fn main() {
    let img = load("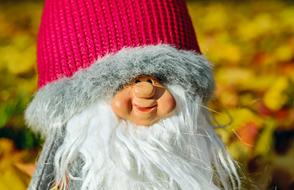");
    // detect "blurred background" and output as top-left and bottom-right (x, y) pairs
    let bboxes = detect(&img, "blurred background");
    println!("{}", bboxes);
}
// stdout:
(0, 0), (293, 189)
